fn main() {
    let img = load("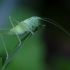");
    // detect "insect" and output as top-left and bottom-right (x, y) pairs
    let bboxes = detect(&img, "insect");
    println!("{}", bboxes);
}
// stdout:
(1, 16), (70, 60)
